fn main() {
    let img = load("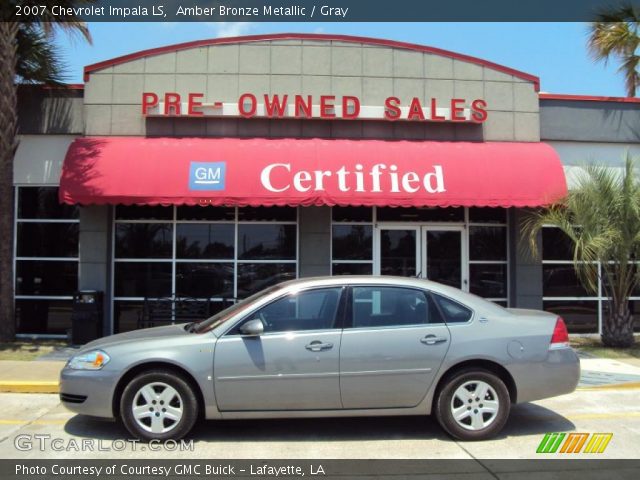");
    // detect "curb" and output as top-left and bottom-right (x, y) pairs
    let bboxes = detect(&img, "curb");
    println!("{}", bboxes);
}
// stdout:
(0, 381), (59, 394)
(576, 381), (640, 391)
(0, 382), (639, 395)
